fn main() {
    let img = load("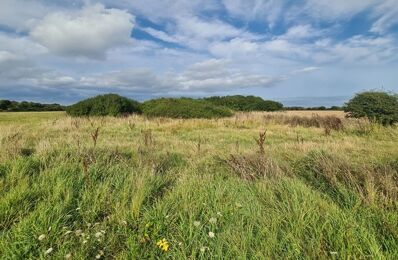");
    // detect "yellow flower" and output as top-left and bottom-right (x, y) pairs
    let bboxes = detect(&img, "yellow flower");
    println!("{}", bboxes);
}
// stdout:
(156, 238), (170, 252)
